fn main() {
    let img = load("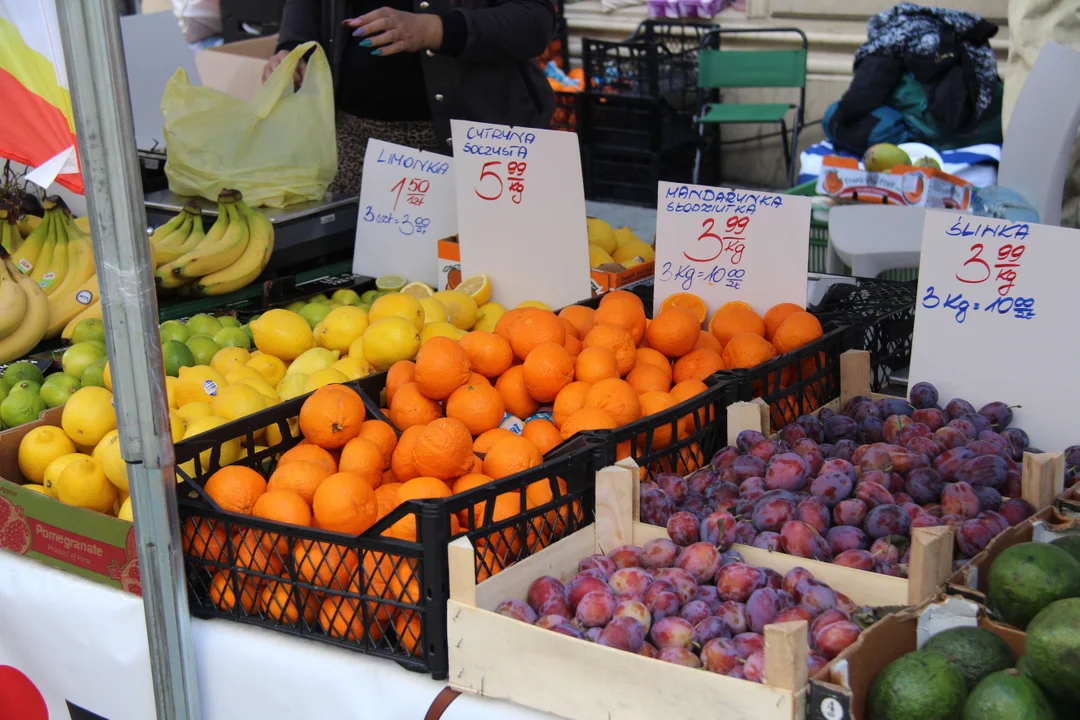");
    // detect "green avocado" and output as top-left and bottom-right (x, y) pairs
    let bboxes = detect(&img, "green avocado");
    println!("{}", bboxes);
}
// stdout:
(962, 668), (1056, 720)
(868, 649), (967, 720)
(1025, 597), (1080, 706)
(987, 542), (1080, 628)
(923, 626), (1016, 690)
(1049, 535), (1080, 564)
